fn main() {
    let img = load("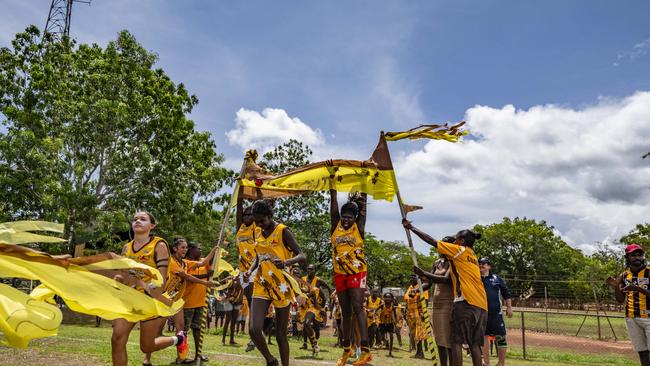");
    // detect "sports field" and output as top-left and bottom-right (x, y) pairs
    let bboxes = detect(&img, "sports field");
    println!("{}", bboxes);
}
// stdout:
(0, 323), (638, 366)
